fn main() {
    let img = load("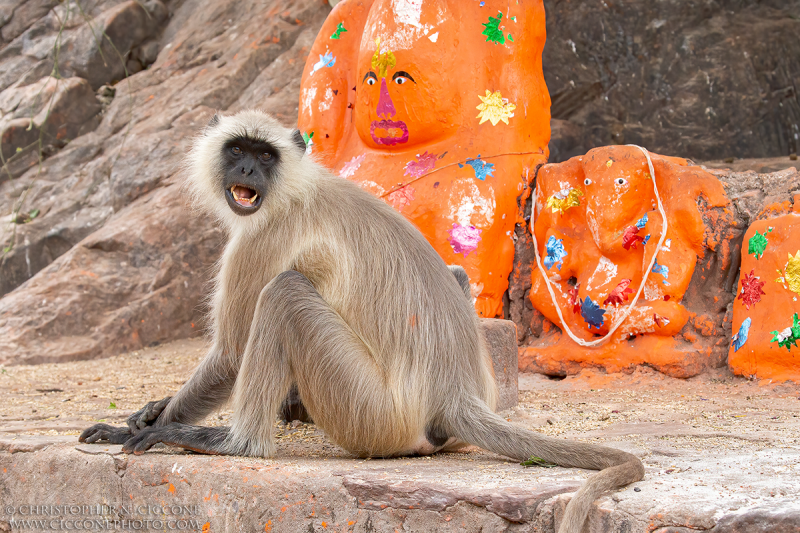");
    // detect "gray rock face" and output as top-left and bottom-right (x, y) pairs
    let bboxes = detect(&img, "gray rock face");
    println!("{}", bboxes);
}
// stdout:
(544, 0), (800, 162)
(0, 0), (330, 364)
